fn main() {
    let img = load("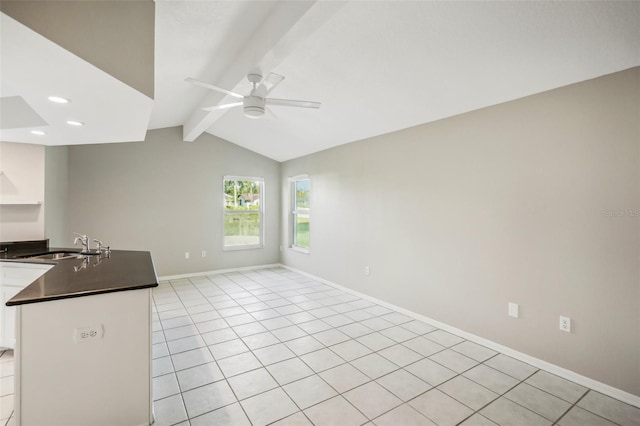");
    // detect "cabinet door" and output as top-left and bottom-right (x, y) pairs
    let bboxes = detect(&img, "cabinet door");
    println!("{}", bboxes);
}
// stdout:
(1, 286), (21, 349)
